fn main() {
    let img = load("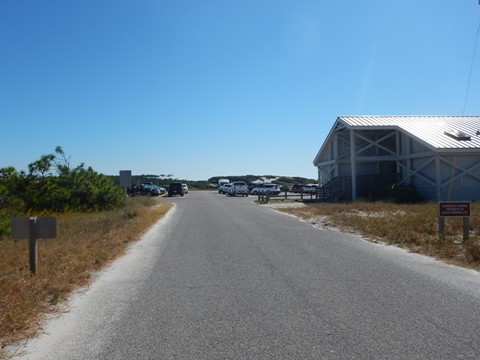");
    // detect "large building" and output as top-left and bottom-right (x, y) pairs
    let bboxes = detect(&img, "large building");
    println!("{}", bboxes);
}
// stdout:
(313, 116), (480, 201)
